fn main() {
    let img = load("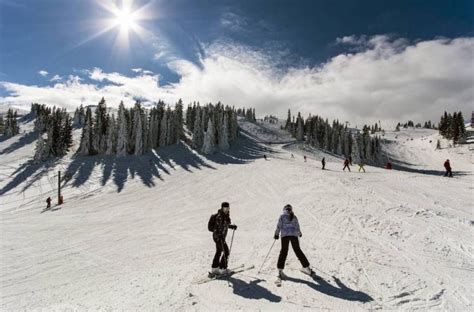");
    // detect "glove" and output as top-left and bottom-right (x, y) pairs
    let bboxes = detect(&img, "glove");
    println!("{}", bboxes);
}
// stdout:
(274, 234), (279, 240)
(229, 225), (237, 230)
